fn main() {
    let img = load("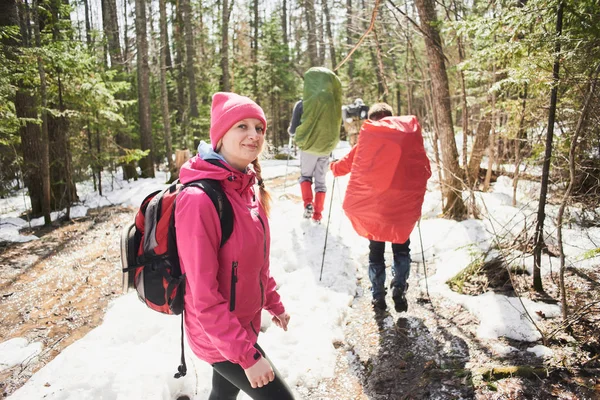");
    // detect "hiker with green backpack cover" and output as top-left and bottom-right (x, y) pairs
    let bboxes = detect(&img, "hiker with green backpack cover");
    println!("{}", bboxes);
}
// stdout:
(288, 67), (342, 223)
